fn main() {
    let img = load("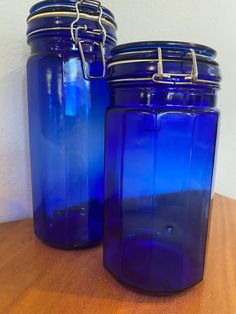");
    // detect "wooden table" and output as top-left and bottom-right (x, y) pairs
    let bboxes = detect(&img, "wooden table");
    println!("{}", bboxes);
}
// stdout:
(0, 194), (236, 314)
